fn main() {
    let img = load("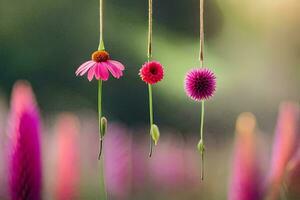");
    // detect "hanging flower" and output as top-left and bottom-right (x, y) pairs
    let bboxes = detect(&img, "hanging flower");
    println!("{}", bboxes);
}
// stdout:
(184, 68), (216, 101)
(139, 61), (164, 84)
(75, 50), (125, 81)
